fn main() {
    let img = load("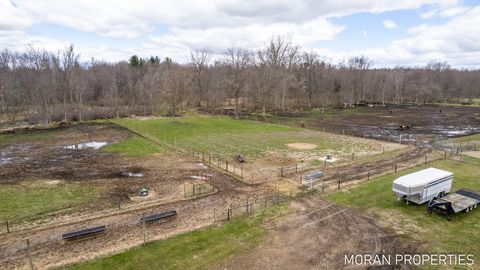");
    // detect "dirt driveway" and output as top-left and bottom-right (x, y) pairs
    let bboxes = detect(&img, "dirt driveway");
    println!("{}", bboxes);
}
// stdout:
(219, 195), (415, 270)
